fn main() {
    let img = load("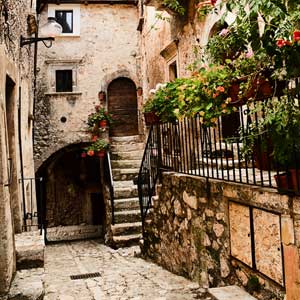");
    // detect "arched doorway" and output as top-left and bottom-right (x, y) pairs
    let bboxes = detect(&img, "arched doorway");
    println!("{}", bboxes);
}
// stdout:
(36, 144), (106, 242)
(108, 77), (138, 137)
